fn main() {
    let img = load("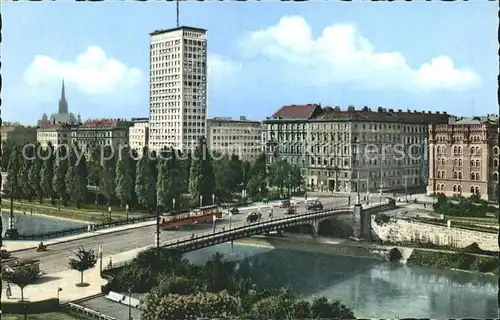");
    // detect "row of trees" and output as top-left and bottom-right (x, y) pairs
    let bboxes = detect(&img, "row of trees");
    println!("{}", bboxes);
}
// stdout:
(2, 138), (304, 211)
(108, 248), (355, 319)
(433, 193), (497, 218)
